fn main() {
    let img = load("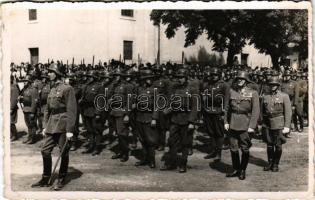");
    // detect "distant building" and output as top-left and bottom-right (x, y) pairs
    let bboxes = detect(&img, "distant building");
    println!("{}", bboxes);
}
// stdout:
(4, 6), (280, 68)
